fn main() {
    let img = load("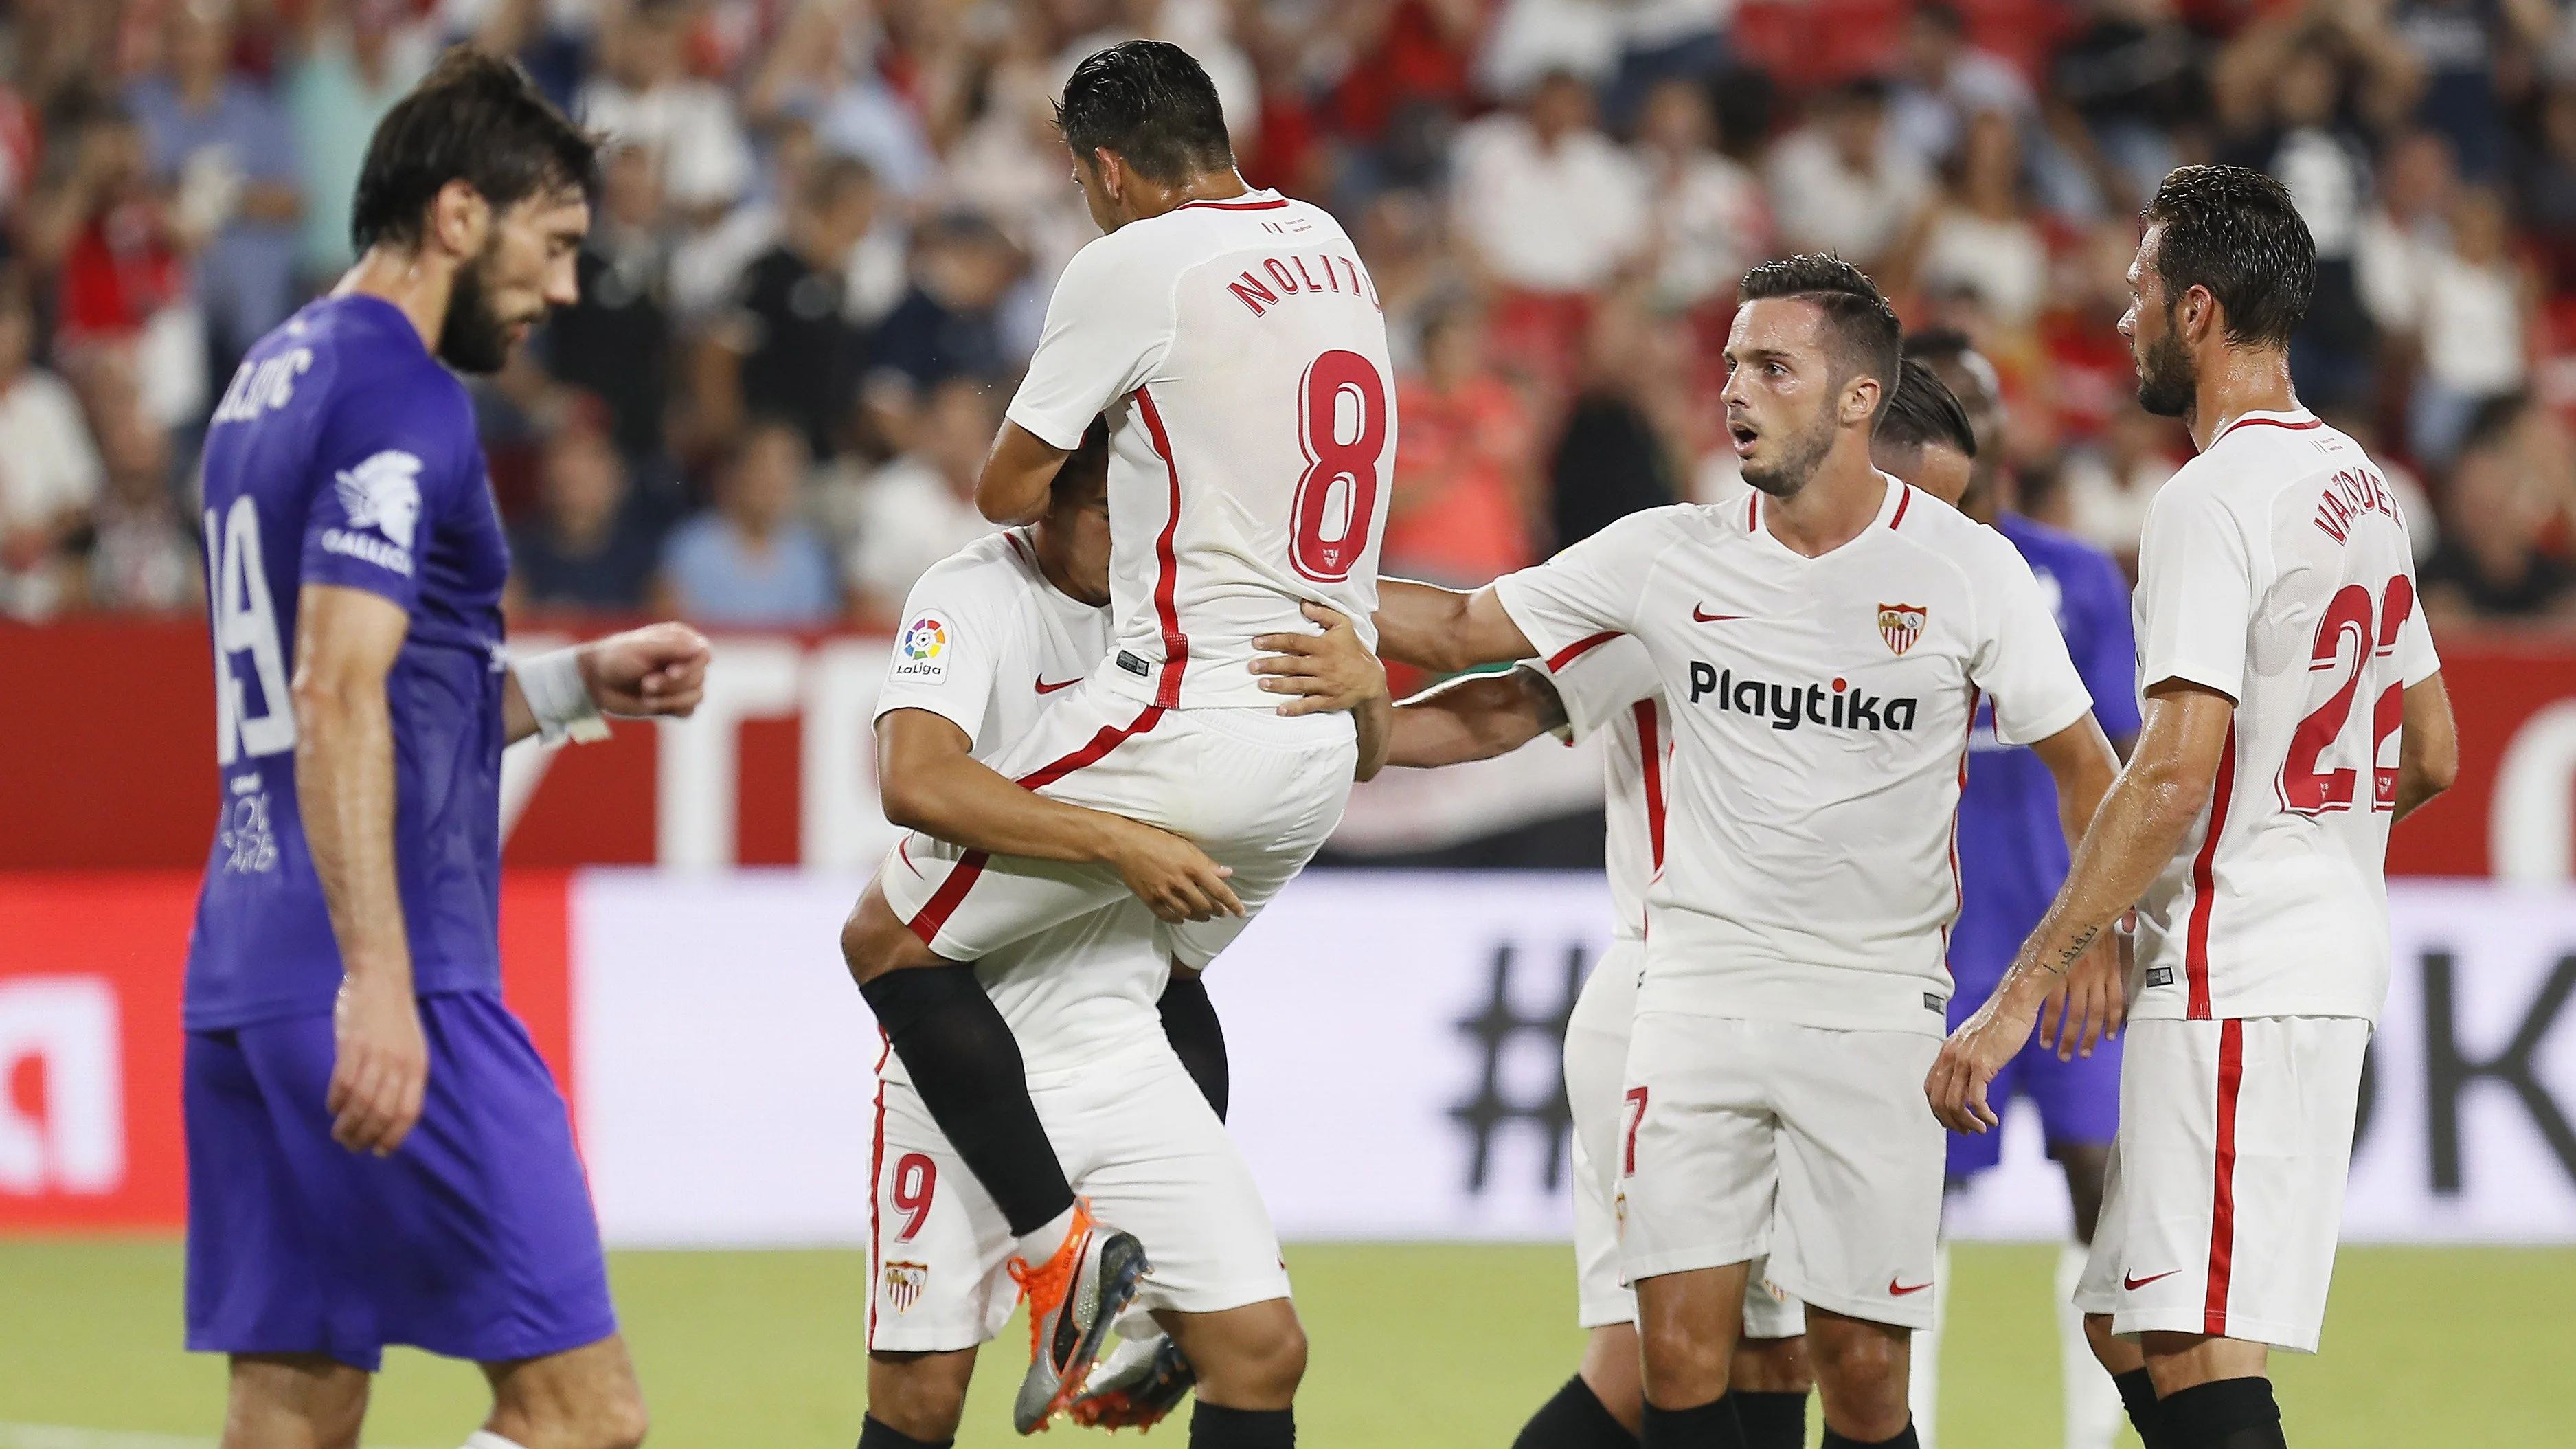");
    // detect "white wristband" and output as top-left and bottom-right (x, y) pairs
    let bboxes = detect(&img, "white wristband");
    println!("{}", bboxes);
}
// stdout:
(517, 647), (611, 745)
